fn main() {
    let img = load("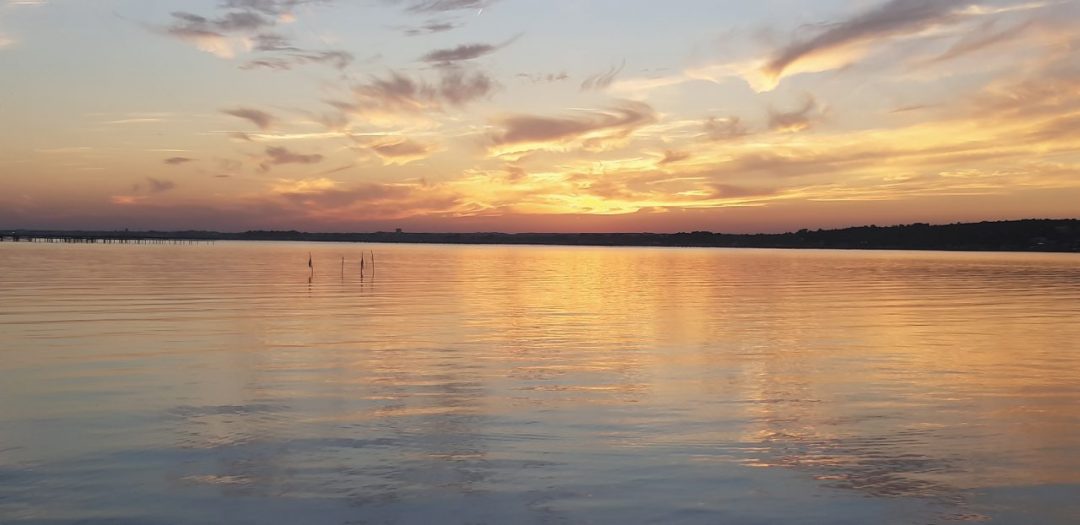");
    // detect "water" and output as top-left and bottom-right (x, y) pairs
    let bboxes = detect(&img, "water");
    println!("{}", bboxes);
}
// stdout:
(1, 242), (1078, 524)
